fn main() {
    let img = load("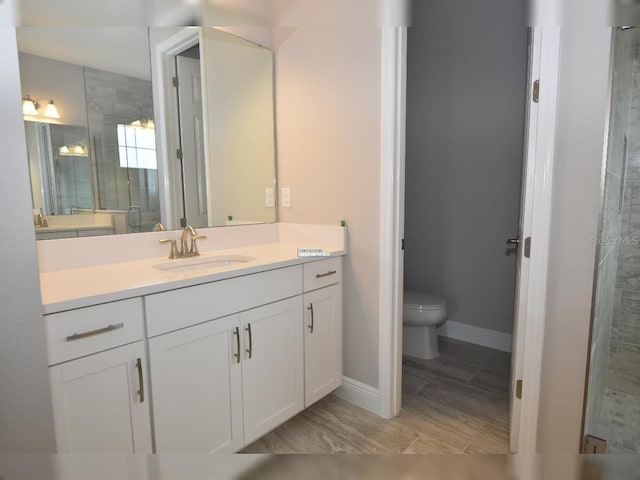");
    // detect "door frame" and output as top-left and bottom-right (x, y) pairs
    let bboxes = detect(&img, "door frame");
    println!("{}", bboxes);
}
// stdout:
(151, 27), (205, 230)
(377, 26), (561, 453)
(377, 24), (407, 421)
